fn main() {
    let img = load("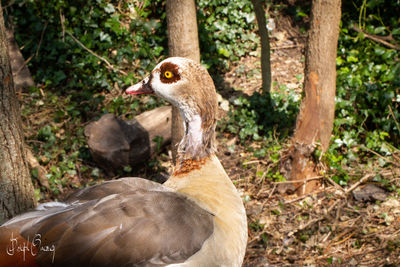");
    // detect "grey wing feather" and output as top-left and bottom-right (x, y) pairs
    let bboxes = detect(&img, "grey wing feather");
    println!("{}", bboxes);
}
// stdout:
(2, 179), (214, 267)
(65, 177), (171, 203)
